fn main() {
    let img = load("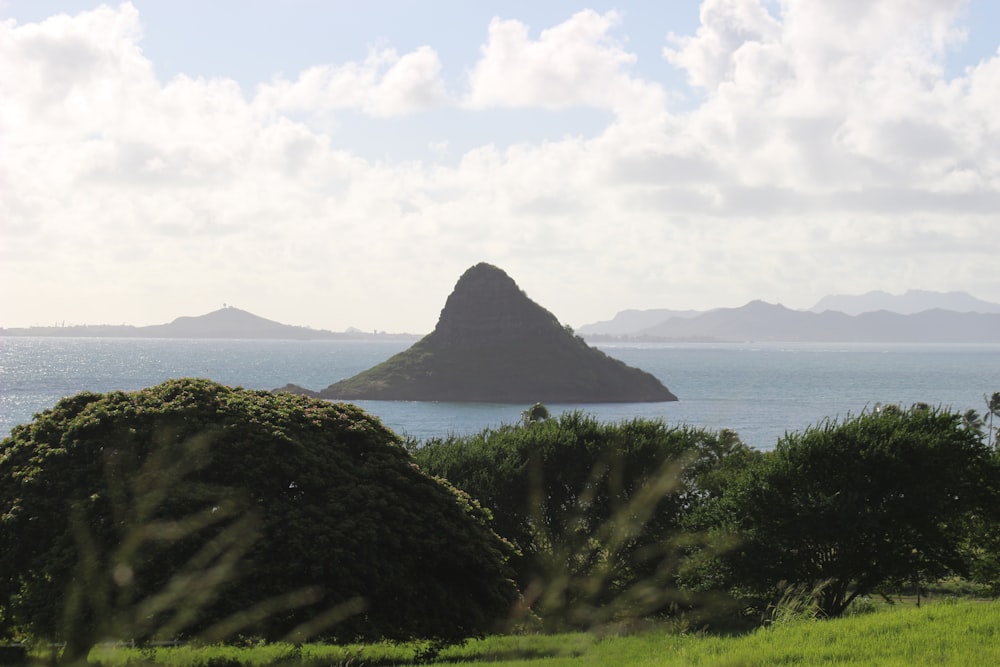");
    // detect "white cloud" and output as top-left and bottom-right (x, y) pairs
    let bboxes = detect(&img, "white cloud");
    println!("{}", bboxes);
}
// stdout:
(664, 0), (783, 91)
(463, 10), (667, 119)
(656, 0), (999, 195)
(253, 45), (448, 118)
(1, 1), (998, 332)
(0, 3), (155, 143)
